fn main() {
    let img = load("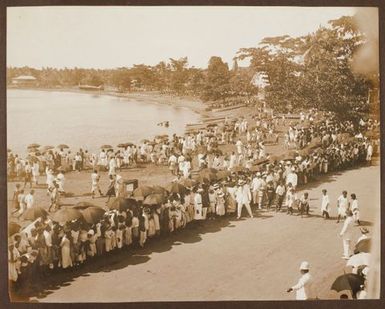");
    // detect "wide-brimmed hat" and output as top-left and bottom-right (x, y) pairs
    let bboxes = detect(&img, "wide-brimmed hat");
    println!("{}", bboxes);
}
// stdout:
(360, 227), (369, 234)
(299, 261), (310, 270)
